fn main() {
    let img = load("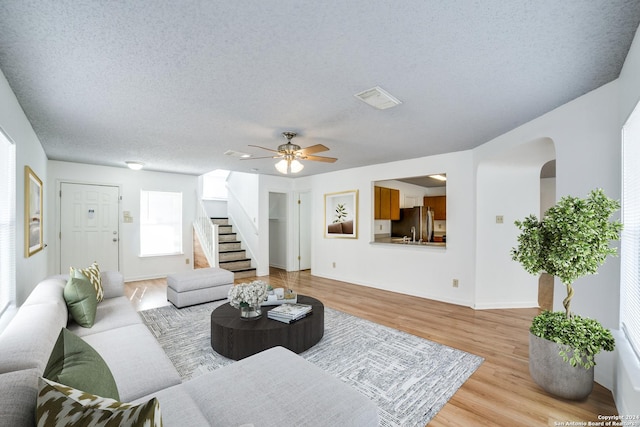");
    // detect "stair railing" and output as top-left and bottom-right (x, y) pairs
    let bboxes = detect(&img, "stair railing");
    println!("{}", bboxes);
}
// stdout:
(194, 198), (219, 268)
